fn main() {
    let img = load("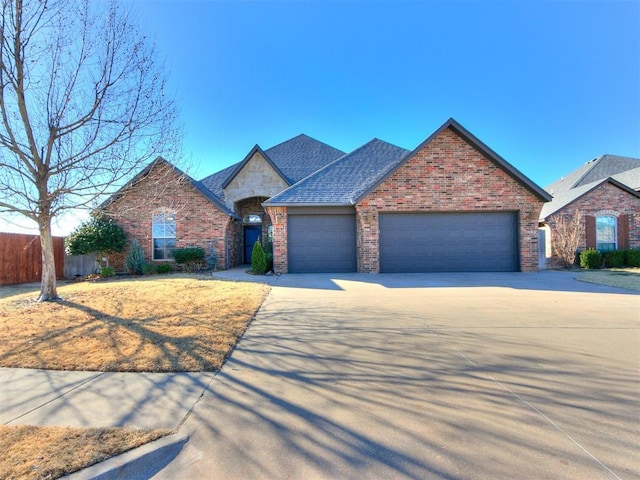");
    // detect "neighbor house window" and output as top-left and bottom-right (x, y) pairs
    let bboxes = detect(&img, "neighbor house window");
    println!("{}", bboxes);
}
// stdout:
(152, 212), (176, 260)
(596, 216), (616, 252)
